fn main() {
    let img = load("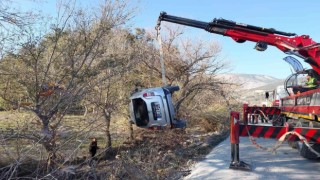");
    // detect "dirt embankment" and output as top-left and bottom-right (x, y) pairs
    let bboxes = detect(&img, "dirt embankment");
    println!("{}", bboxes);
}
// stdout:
(74, 127), (229, 179)
(0, 126), (229, 179)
